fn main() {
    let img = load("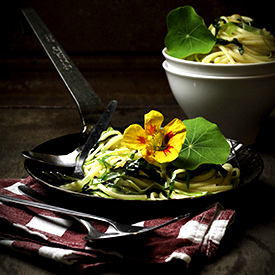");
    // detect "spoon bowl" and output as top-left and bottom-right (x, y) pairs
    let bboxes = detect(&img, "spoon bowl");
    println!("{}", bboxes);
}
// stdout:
(22, 100), (117, 180)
